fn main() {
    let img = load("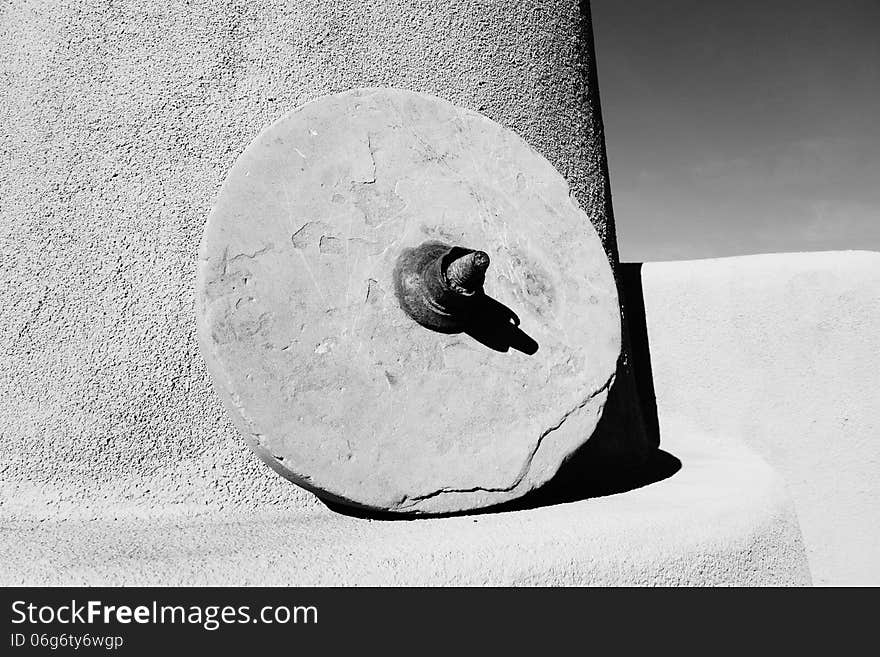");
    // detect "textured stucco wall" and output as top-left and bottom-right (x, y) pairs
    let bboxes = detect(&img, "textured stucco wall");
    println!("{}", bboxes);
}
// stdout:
(642, 251), (880, 585)
(0, 0), (648, 520)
